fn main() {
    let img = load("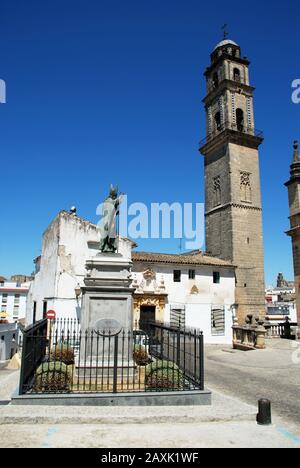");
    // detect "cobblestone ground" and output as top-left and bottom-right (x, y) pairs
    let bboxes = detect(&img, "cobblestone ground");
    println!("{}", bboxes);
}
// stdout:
(205, 339), (300, 435)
